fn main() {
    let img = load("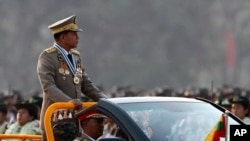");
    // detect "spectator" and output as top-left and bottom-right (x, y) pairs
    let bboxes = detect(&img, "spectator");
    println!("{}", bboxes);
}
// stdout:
(214, 97), (232, 111)
(2, 91), (19, 128)
(0, 102), (8, 134)
(231, 95), (250, 124)
(26, 96), (43, 120)
(4, 102), (41, 135)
